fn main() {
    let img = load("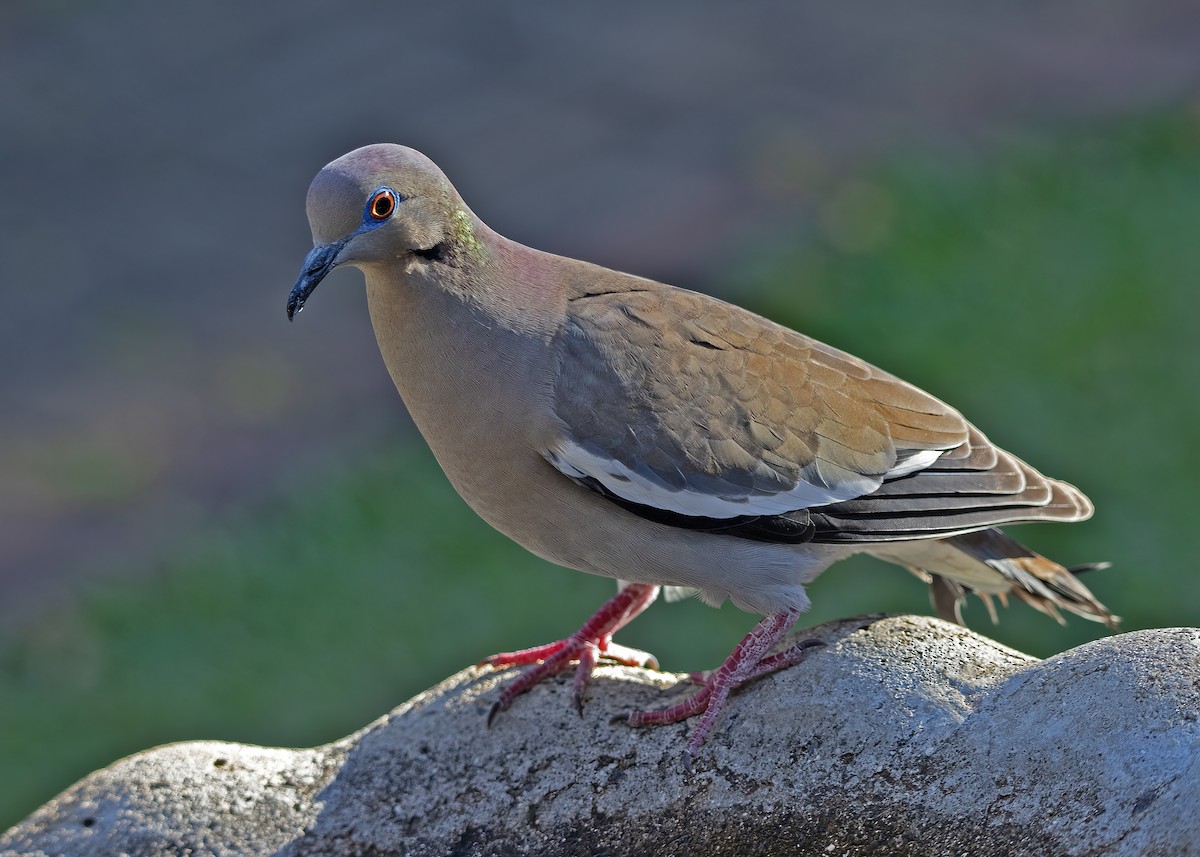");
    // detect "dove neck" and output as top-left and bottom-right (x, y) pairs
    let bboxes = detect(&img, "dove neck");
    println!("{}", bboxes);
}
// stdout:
(362, 236), (562, 457)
